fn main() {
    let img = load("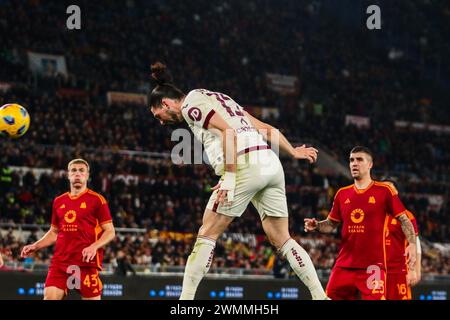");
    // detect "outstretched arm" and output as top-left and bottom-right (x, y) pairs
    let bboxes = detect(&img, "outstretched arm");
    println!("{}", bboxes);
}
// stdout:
(244, 111), (318, 163)
(304, 217), (340, 233)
